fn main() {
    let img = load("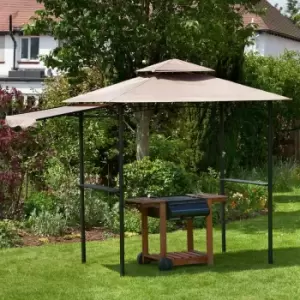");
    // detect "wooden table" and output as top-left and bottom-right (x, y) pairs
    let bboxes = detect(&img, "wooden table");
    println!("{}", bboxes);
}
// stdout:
(126, 193), (227, 270)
